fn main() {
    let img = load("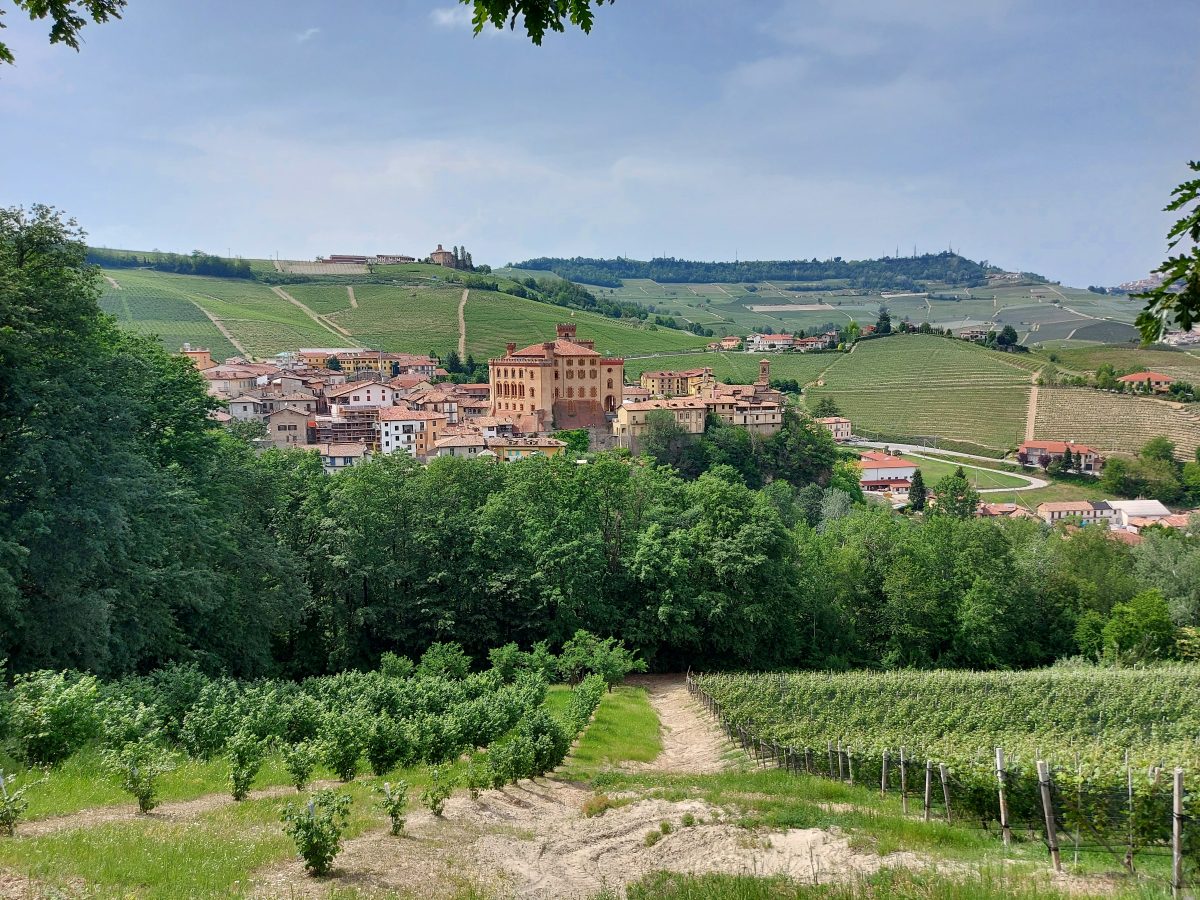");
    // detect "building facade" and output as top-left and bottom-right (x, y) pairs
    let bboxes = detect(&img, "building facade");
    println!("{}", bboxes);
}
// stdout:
(488, 324), (624, 431)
